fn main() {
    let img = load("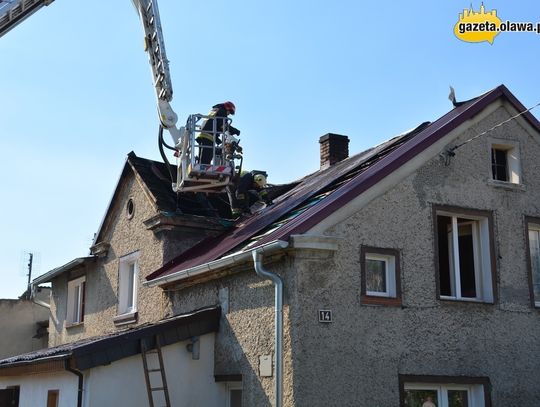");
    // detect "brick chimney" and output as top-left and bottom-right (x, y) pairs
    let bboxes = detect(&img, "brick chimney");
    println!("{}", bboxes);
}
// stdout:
(319, 133), (350, 169)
